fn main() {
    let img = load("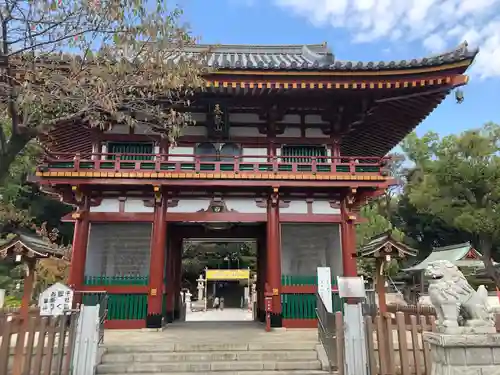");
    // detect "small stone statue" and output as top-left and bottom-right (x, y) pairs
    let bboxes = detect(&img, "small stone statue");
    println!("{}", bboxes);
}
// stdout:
(425, 260), (495, 334)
